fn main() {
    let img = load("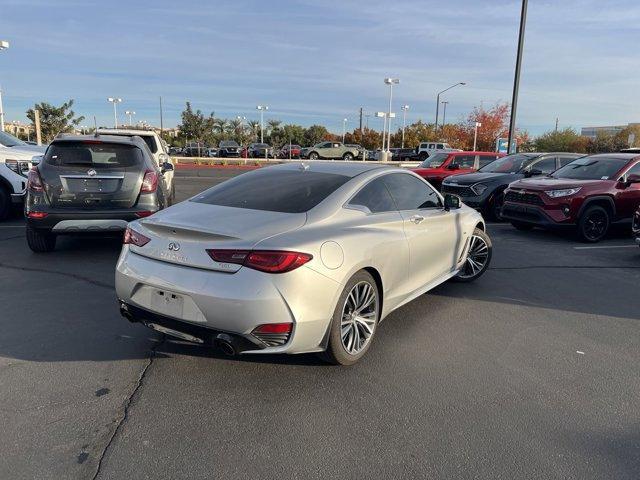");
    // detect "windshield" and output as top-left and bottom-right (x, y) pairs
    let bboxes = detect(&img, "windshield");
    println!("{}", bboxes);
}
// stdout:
(193, 169), (350, 213)
(0, 131), (27, 147)
(45, 142), (143, 168)
(551, 156), (628, 180)
(419, 153), (449, 168)
(479, 153), (536, 173)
